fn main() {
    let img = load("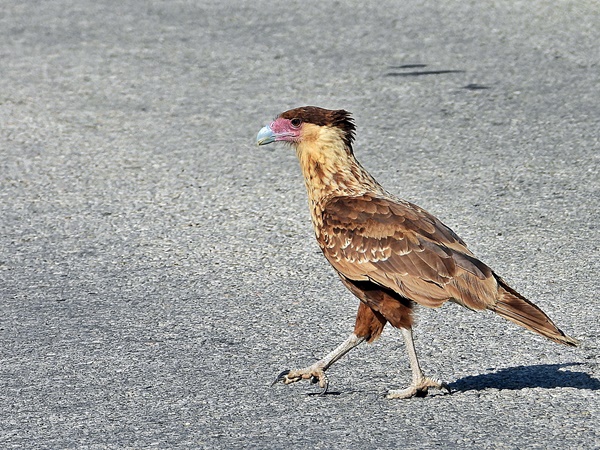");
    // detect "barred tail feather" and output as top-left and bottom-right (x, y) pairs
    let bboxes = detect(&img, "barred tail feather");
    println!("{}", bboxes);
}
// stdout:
(489, 277), (579, 347)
